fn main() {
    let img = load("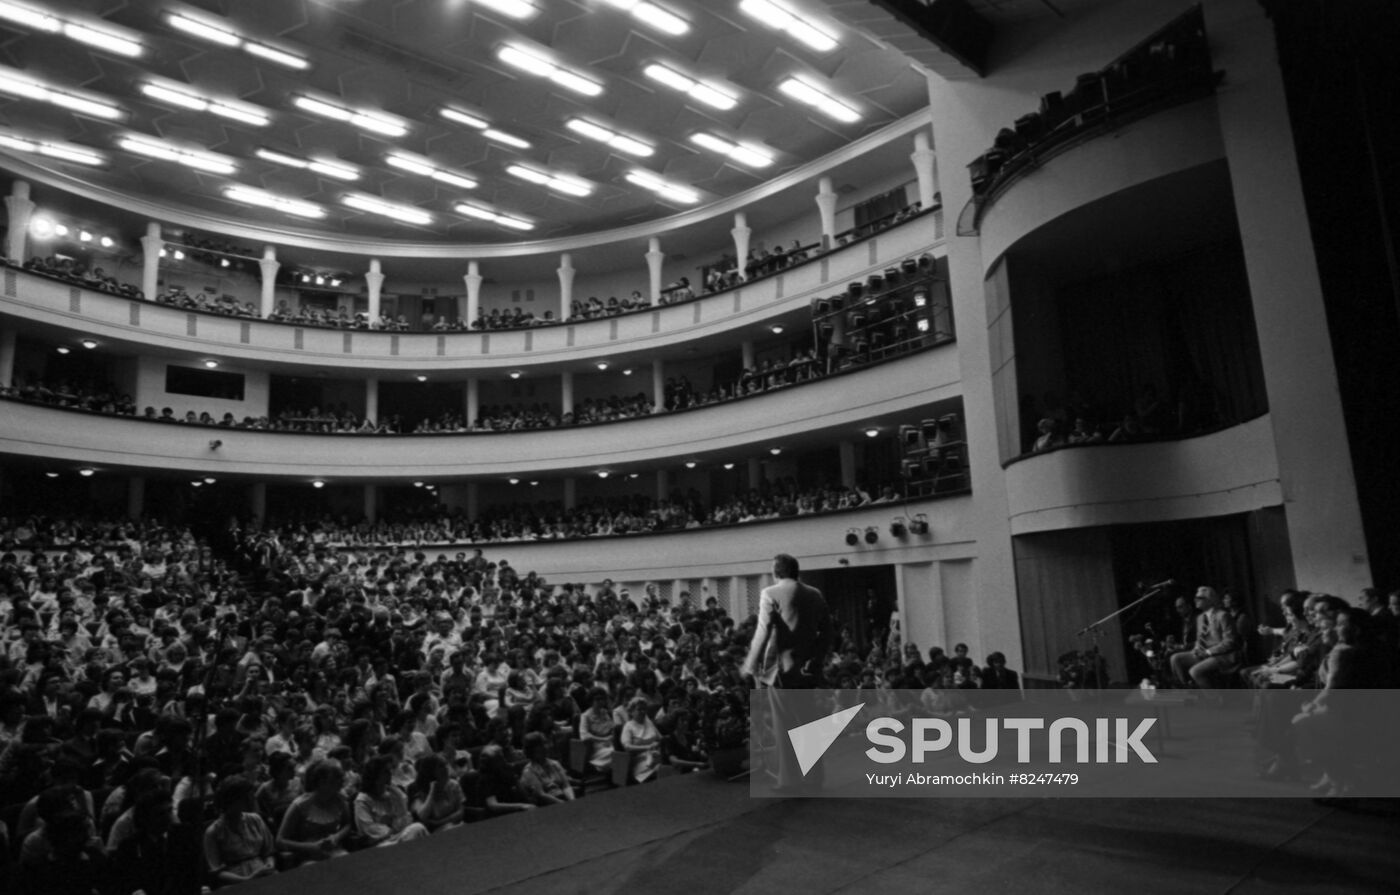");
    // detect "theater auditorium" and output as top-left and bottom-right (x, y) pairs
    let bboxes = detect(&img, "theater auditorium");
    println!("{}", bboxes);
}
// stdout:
(2, 0), (1398, 892)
